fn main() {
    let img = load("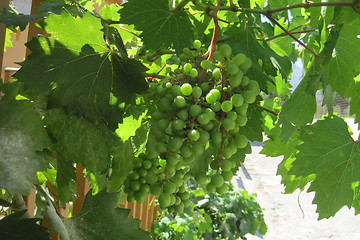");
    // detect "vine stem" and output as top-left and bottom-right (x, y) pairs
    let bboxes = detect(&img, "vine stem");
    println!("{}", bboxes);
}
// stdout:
(266, 15), (318, 57)
(198, 0), (223, 84)
(257, 105), (278, 116)
(172, 0), (191, 12)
